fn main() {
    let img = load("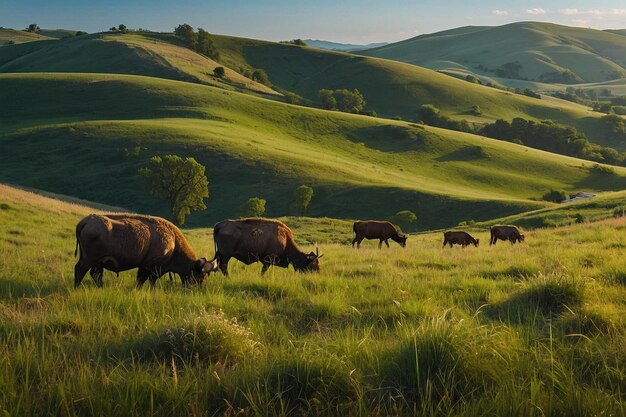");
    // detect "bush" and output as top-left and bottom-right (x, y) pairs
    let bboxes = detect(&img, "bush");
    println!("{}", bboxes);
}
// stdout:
(251, 69), (270, 86)
(153, 309), (259, 365)
(390, 210), (417, 229)
(542, 190), (567, 203)
(613, 206), (626, 218)
(283, 92), (302, 105)
(317, 89), (366, 113)
(213, 66), (225, 78)
(590, 164), (615, 175)
(239, 197), (266, 218)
